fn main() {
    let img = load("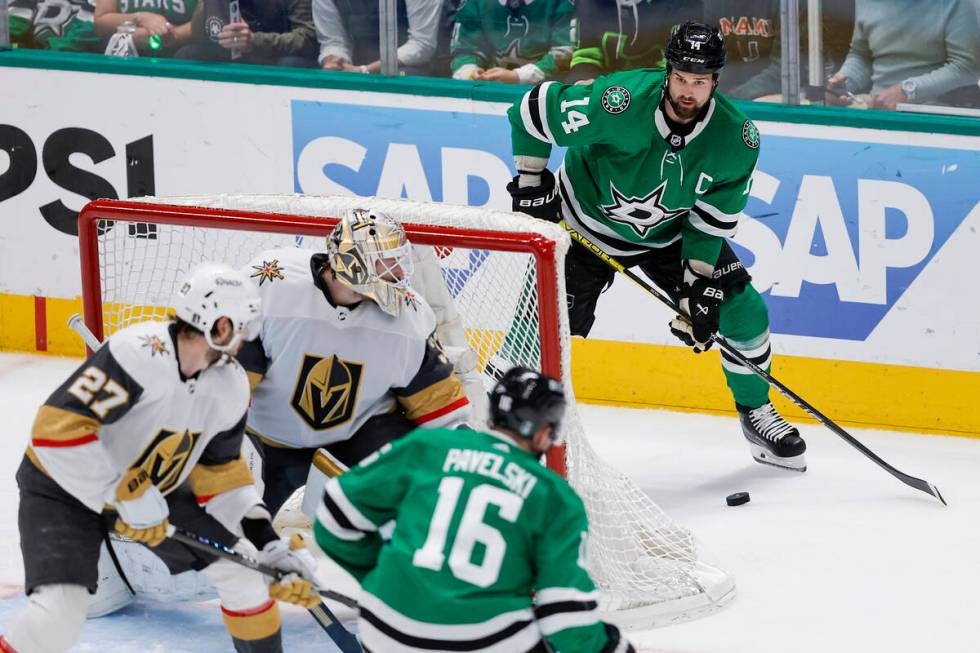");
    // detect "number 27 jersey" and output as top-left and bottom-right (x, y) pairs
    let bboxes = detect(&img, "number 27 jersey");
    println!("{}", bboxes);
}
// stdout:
(313, 426), (614, 653)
